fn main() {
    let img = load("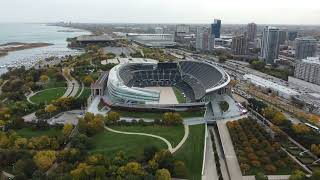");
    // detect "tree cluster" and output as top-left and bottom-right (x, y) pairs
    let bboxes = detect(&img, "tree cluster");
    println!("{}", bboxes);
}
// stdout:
(227, 118), (299, 175)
